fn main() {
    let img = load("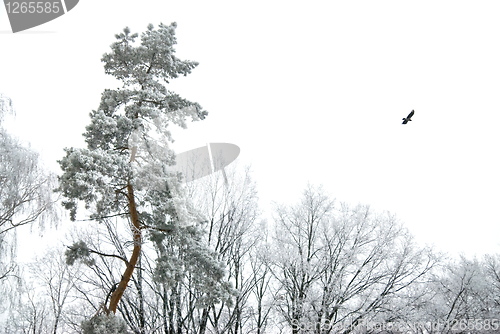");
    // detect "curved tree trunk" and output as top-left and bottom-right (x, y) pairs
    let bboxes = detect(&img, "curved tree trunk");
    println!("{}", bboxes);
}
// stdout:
(107, 181), (142, 314)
